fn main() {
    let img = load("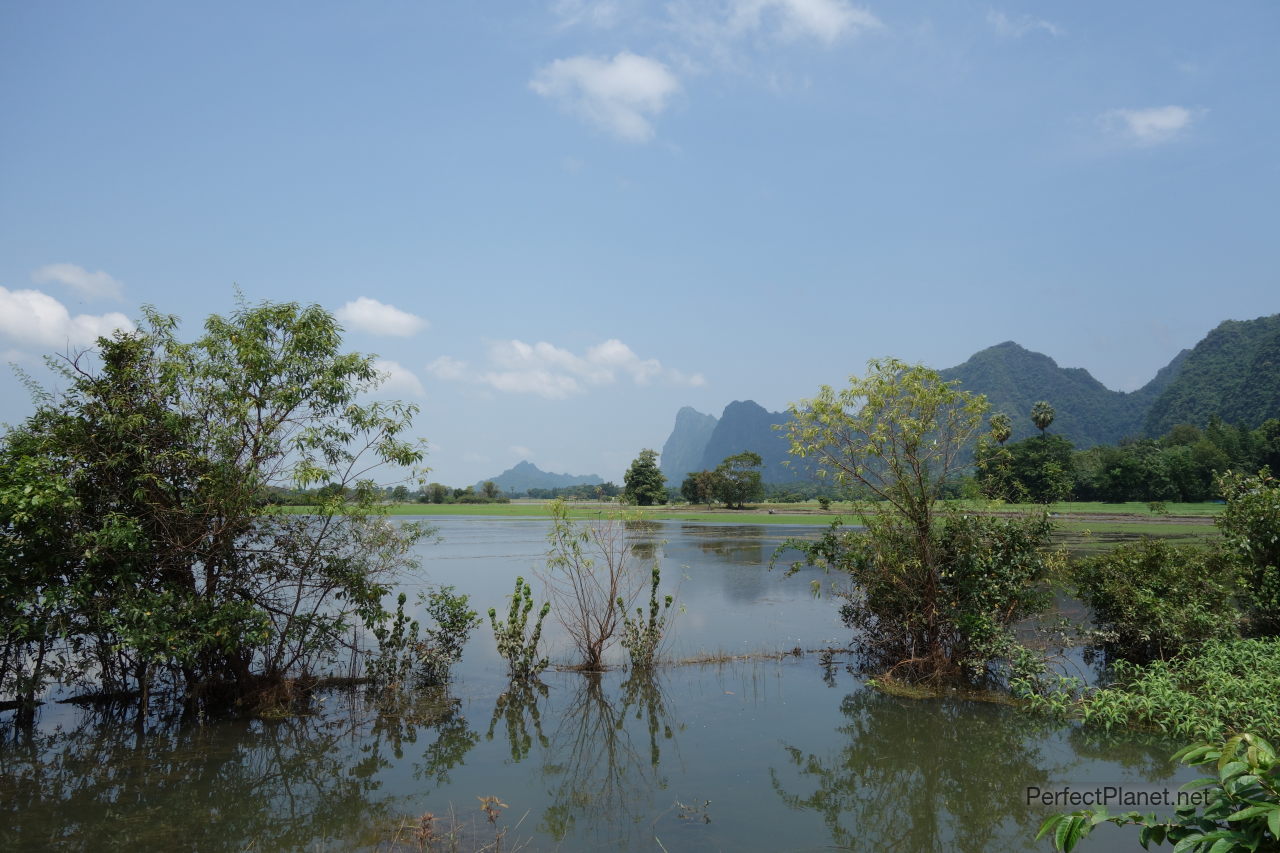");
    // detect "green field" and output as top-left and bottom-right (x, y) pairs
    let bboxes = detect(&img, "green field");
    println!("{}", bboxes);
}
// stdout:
(277, 499), (1220, 551)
